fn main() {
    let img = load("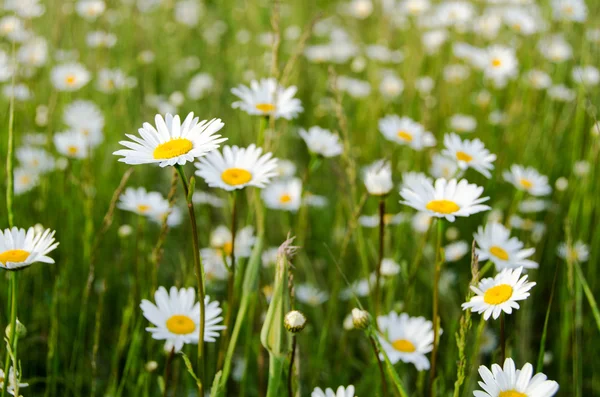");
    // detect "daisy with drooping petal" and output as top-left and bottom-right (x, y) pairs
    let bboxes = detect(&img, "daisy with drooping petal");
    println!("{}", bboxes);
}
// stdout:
(140, 286), (225, 352)
(378, 115), (436, 150)
(474, 223), (538, 271)
(194, 144), (278, 191)
(377, 311), (436, 371)
(117, 187), (168, 217)
(231, 78), (303, 120)
(261, 177), (302, 212)
(557, 240), (589, 263)
(0, 227), (59, 270)
(299, 126), (343, 158)
(50, 63), (91, 91)
(503, 165), (551, 196)
(363, 160), (393, 196)
(462, 267), (535, 320)
(442, 133), (496, 178)
(400, 177), (490, 222)
(474, 358), (559, 397)
(311, 385), (356, 397)
(113, 113), (226, 167)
